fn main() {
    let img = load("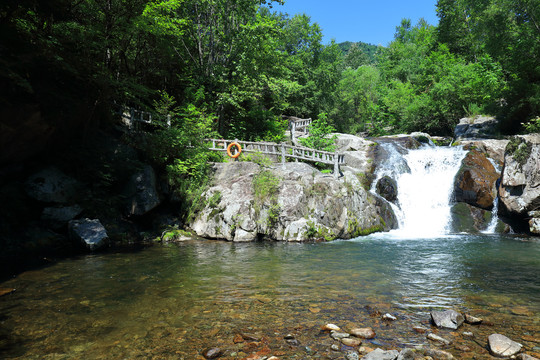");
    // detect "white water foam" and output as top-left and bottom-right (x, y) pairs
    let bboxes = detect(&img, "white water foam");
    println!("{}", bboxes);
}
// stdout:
(373, 144), (467, 238)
